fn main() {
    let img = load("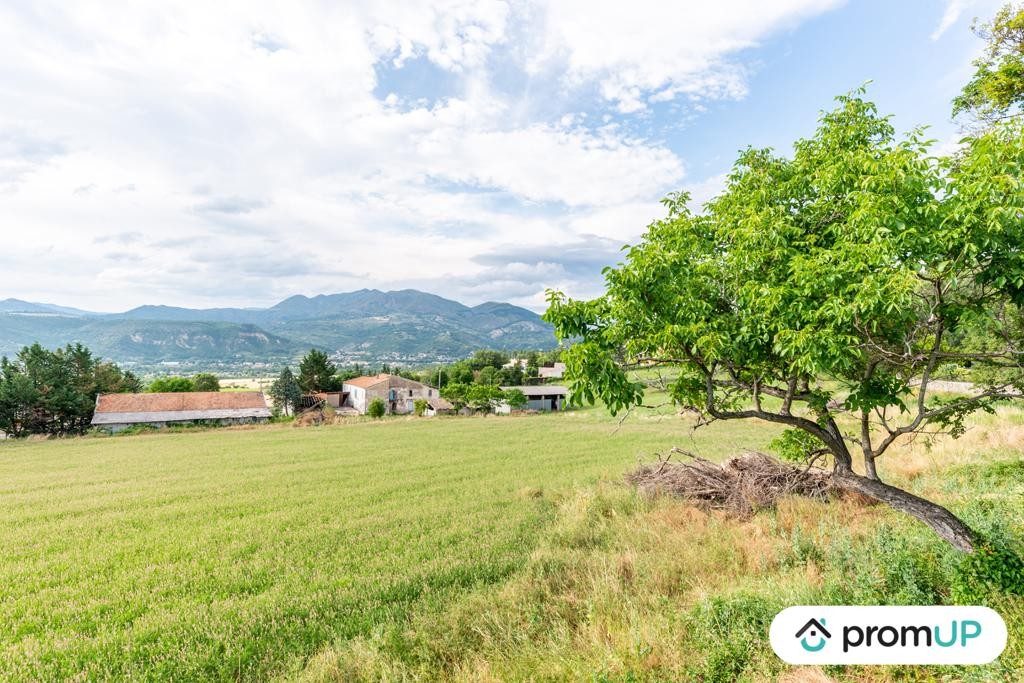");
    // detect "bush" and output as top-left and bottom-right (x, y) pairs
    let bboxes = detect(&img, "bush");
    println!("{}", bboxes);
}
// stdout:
(368, 398), (386, 419)
(192, 373), (220, 392)
(952, 538), (1024, 602)
(148, 376), (195, 393)
(413, 399), (428, 417)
